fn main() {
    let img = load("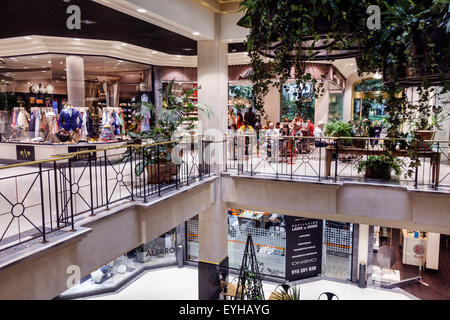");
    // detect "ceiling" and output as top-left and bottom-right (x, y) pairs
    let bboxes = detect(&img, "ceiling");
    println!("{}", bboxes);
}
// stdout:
(0, 0), (199, 56)
(0, 54), (151, 83)
(191, 0), (241, 13)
